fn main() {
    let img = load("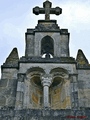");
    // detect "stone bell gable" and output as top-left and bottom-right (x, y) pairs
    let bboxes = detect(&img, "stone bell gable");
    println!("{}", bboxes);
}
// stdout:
(25, 21), (70, 58)
(0, 0), (90, 119)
